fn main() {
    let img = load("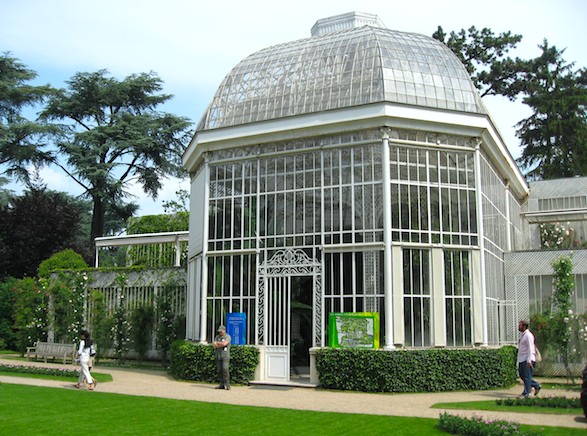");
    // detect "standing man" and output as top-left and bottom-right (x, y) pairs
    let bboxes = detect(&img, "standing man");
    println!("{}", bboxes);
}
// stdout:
(517, 320), (541, 398)
(213, 325), (231, 390)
